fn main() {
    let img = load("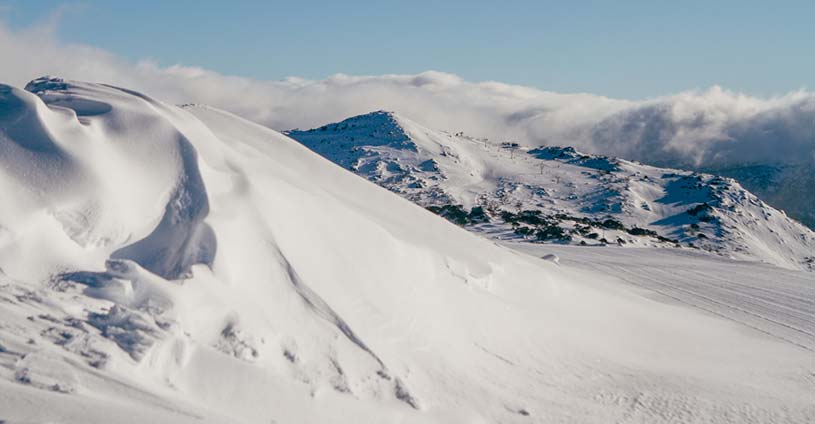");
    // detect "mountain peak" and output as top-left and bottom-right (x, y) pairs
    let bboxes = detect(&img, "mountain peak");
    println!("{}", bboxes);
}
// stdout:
(285, 111), (419, 169)
(359, 109), (397, 118)
(289, 114), (815, 271)
(292, 110), (402, 130)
